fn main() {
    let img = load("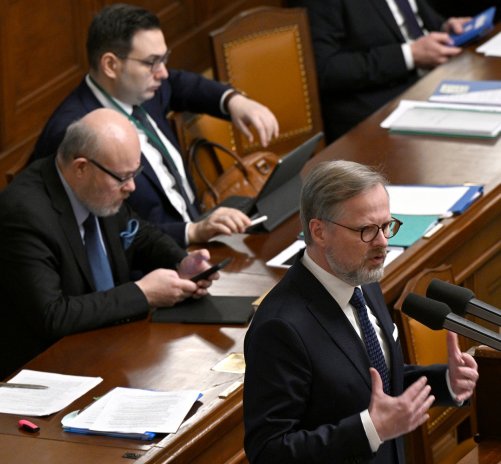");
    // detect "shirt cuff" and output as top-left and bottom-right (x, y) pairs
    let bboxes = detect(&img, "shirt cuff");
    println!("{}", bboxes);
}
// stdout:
(184, 222), (192, 246)
(446, 368), (464, 406)
(401, 43), (415, 71)
(361, 409), (383, 453)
